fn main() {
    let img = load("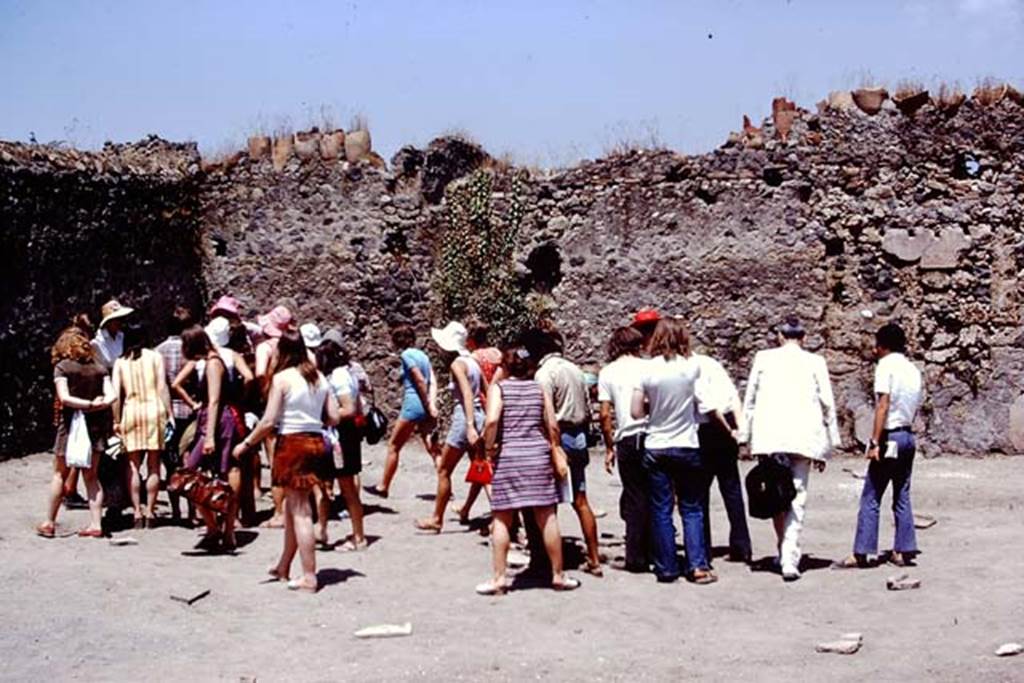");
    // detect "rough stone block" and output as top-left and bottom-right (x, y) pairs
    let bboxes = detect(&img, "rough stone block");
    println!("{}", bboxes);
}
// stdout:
(882, 229), (932, 262)
(920, 227), (971, 270)
(1009, 395), (1024, 453)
